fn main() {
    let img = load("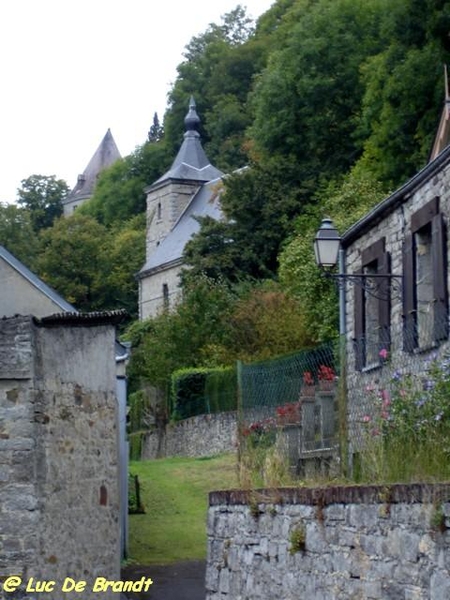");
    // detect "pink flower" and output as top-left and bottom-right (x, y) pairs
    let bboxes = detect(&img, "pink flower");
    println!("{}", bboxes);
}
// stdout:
(379, 348), (388, 360)
(362, 415), (371, 423)
(380, 389), (390, 404)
